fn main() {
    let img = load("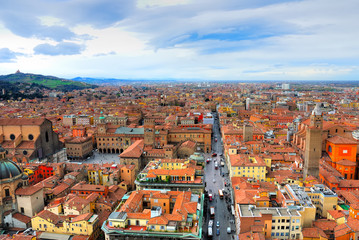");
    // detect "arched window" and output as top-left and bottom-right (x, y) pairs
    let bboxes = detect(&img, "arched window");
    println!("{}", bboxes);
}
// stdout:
(328, 145), (332, 153)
